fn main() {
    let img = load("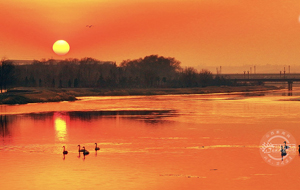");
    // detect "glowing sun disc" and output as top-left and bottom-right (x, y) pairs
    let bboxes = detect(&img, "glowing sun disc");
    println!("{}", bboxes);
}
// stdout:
(53, 40), (70, 55)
